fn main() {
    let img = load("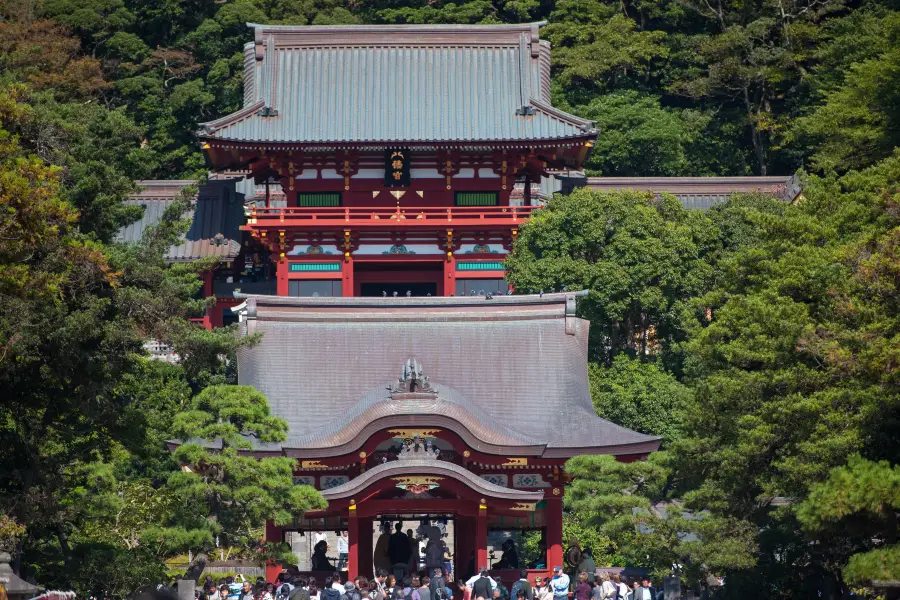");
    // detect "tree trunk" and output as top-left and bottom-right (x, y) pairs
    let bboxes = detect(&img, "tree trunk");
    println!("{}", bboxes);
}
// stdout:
(56, 524), (73, 571)
(743, 86), (768, 175)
